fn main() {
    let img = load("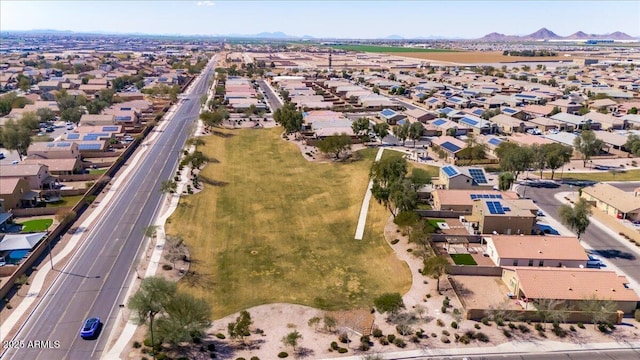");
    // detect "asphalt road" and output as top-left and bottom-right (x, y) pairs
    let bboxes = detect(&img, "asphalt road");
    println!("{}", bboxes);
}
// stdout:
(523, 182), (640, 286)
(2, 58), (216, 360)
(257, 79), (282, 112)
